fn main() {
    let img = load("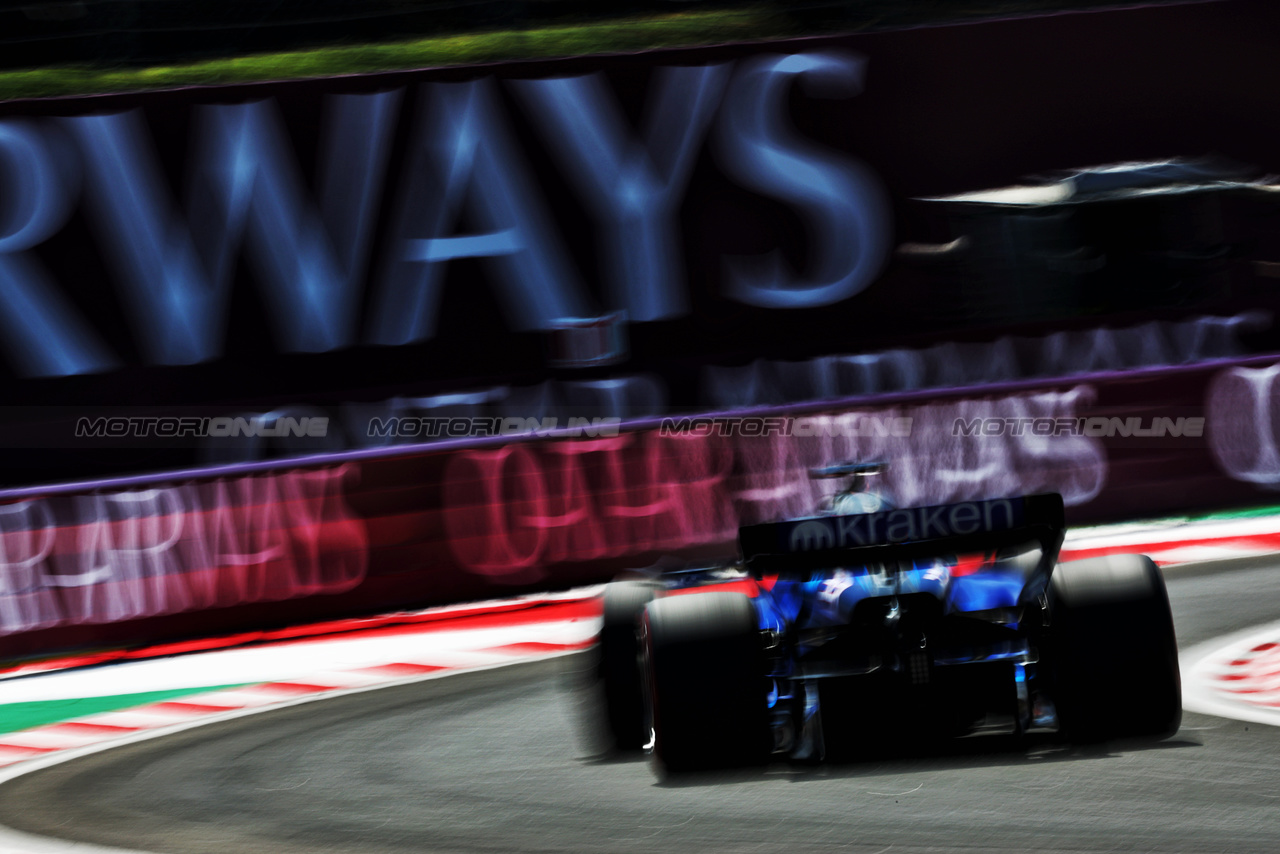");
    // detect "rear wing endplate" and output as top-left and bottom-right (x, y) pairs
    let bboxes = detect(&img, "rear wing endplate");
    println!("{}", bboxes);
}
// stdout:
(739, 493), (1065, 577)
